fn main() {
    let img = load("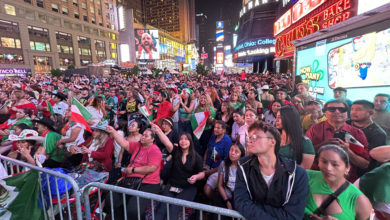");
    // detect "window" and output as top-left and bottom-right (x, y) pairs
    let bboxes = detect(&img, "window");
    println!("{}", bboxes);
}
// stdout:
(111, 24), (115, 30)
(73, 0), (78, 6)
(111, 33), (116, 40)
(83, 15), (88, 22)
(57, 45), (73, 54)
(110, 43), (116, 49)
(51, 4), (59, 12)
(105, 3), (109, 9)
(0, 53), (23, 64)
(48, 17), (61, 26)
(95, 40), (105, 48)
(38, 14), (47, 23)
(83, 26), (90, 33)
(1, 37), (20, 48)
(111, 52), (117, 58)
(30, 41), (51, 51)
(74, 24), (82, 31)
(99, 21), (103, 26)
(78, 36), (90, 44)
(90, 6), (94, 13)
(82, 2), (87, 9)
(4, 4), (16, 16)
(74, 12), (80, 19)
(79, 48), (91, 55)
(24, 0), (32, 3)
(62, 7), (68, 15)
(91, 18), (96, 24)
(92, 28), (98, 35)
(80, 59), (90, 66)
(98, 9), (102, 15)
(64, 20), (72, 29)
(36, 0), (44, 8)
